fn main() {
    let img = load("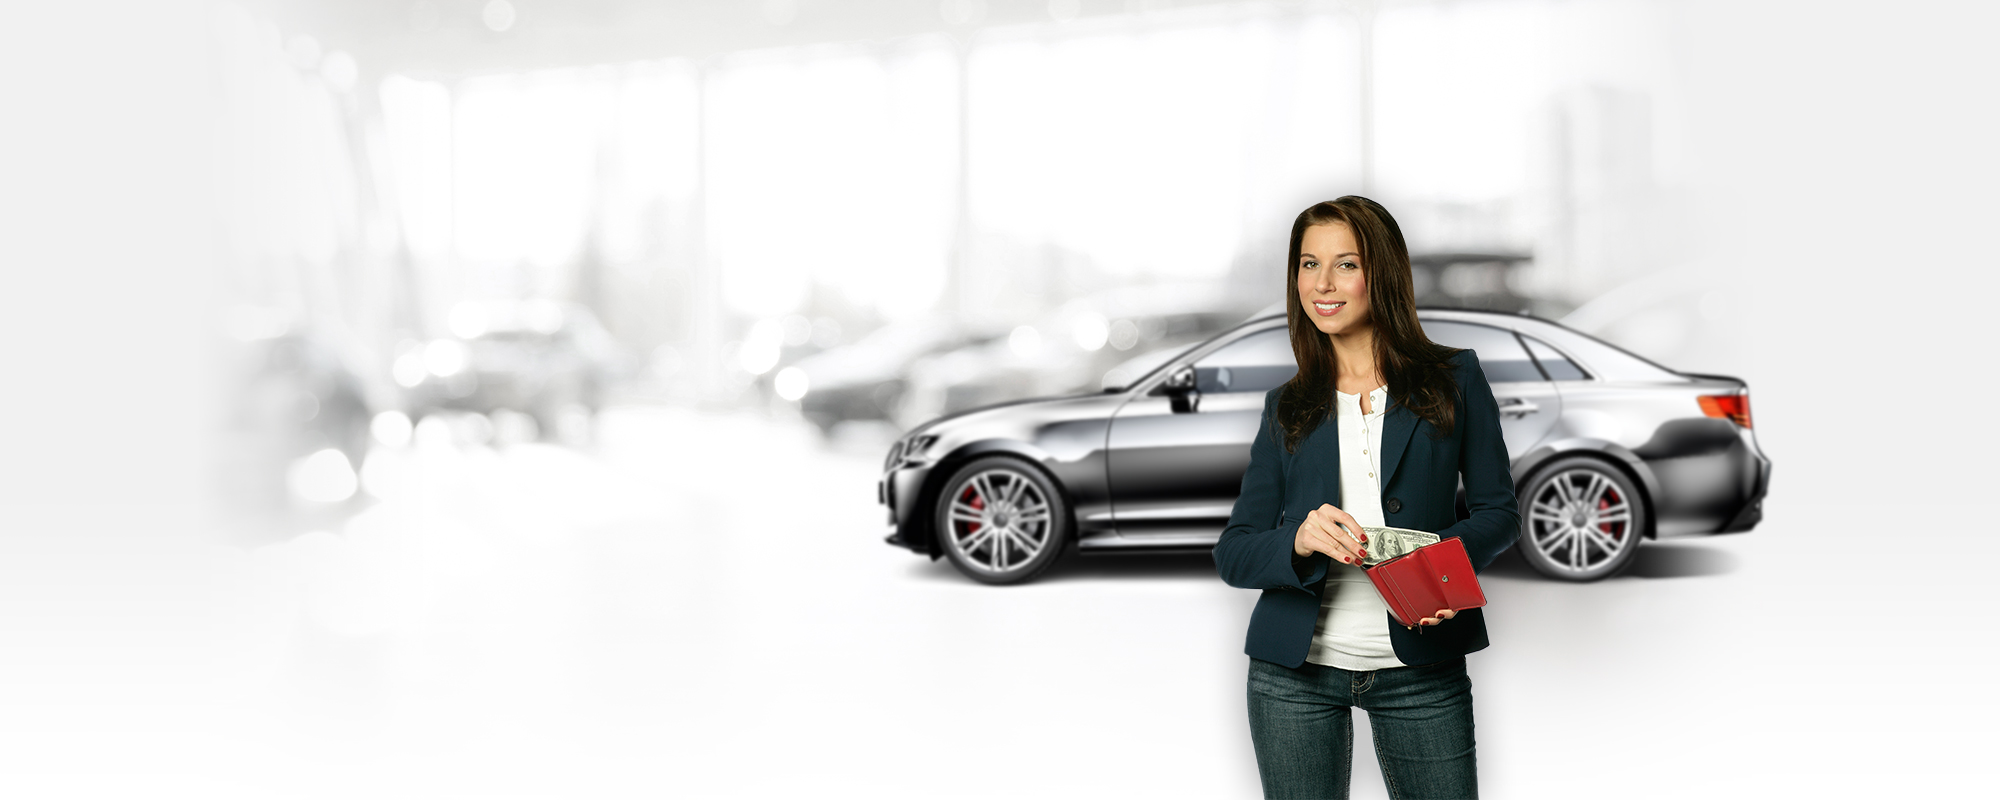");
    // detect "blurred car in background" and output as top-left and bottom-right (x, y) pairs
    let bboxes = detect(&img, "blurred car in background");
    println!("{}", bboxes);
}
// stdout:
(783, 315), (1007, 436)
(393, 299), (627, 439)
(1410, 252), (1537, 313)
(892, 282), (1259, 430)
(218, 319), (375, 515)
(877, 305), (1771, 585)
